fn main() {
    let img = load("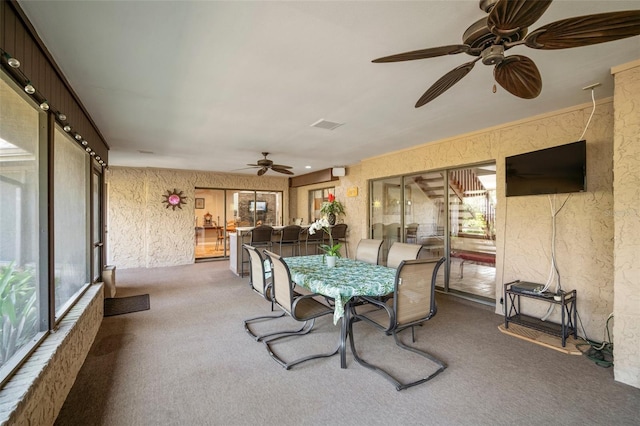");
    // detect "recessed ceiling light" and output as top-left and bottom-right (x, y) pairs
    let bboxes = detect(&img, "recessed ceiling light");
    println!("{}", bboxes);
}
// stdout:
(310, 118), (344, 131)
(305, 166), (311, 169)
